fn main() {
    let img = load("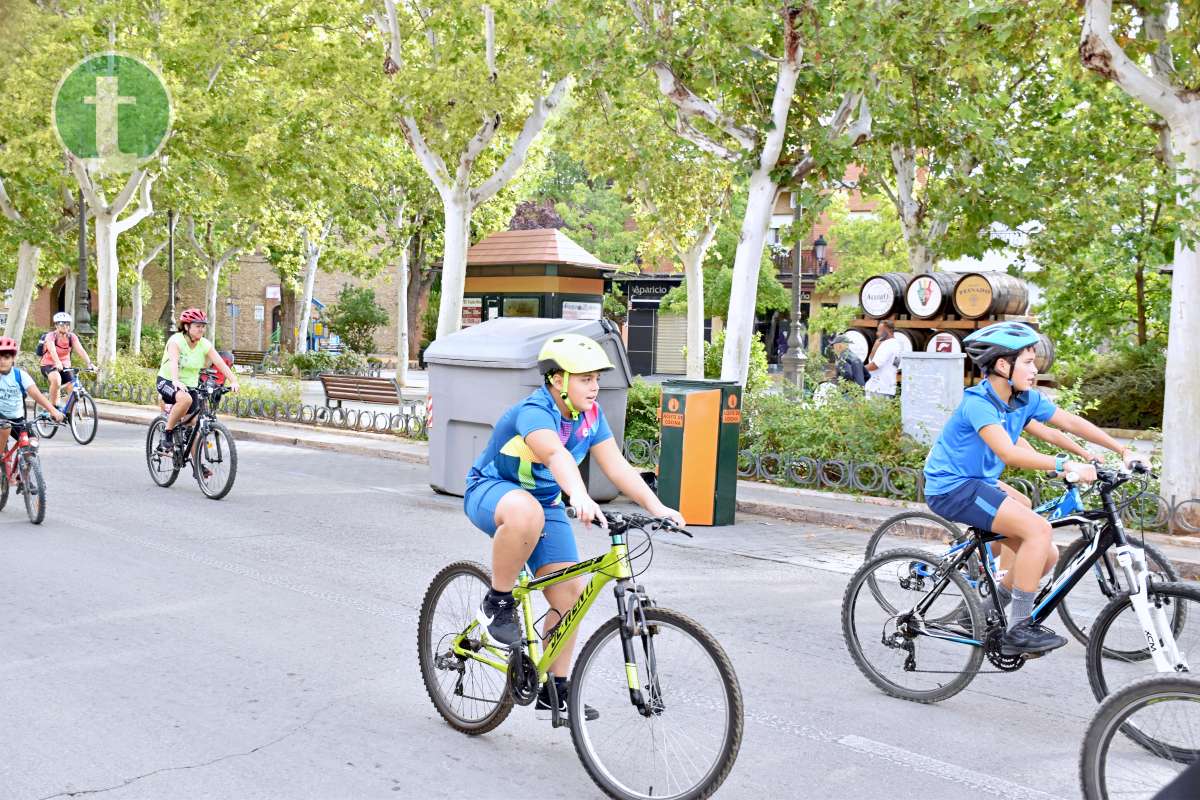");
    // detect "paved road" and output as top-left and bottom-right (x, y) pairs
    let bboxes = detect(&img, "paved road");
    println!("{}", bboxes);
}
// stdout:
(1, 422), (1108, 799)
